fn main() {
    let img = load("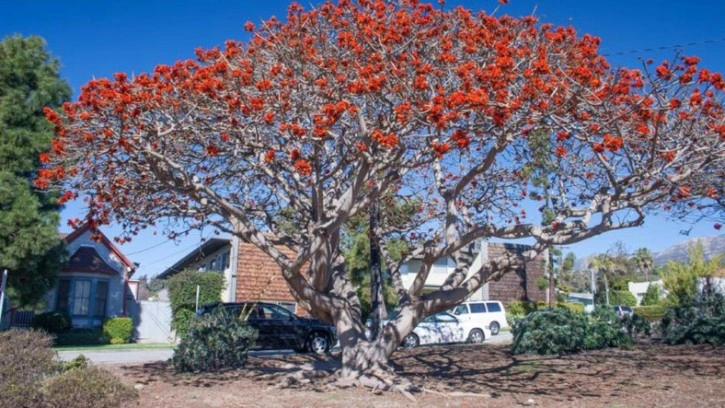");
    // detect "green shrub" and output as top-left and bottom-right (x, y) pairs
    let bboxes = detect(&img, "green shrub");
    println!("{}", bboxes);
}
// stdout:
(168, 269), (225, 337)
(511, 306), (648, 355)
(610, 290), (638, 307)
(173, 306), (258, 372)
(58, 355), (90, 373)
(660, 294), (725, 346)
(633, 305), (667, 321)
(55, 328), (109, 346)
(512, 308), (589, 355)
(31, 311), (71, 333)
(556, 302), (585, 314)
(0, 330), (56, 407)
(641, 283), (662, 306)
(42, 366), (138, 408)
(103, 317), (133, 344)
